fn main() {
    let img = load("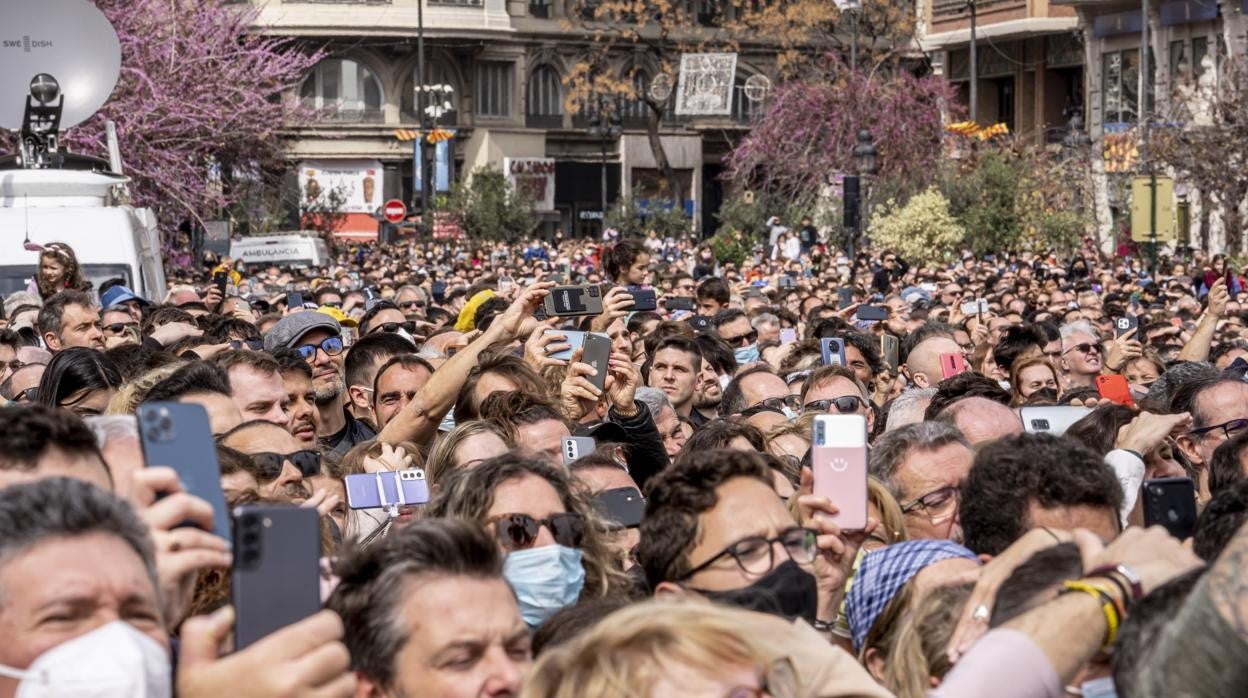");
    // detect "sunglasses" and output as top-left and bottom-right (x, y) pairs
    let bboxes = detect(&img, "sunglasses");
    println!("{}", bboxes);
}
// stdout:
(102, 322), (139, 335)
(12, 387), (36, 403)
(1062, 342), (1099, 356)
(721, 329), (759, 347)
(295, 336), (345, 360)
(740, 395), (802, 417)
(369, 321), (418, 336)
(803, 395), (865, 413)
(250, 450), (322, 480)
(398, 300), (426, 310)
(489, 512), (585, 552)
